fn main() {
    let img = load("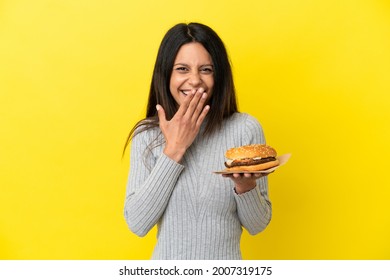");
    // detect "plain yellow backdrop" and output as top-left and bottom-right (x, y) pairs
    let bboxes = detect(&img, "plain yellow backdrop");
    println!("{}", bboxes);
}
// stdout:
(1, 0), (389, 259)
